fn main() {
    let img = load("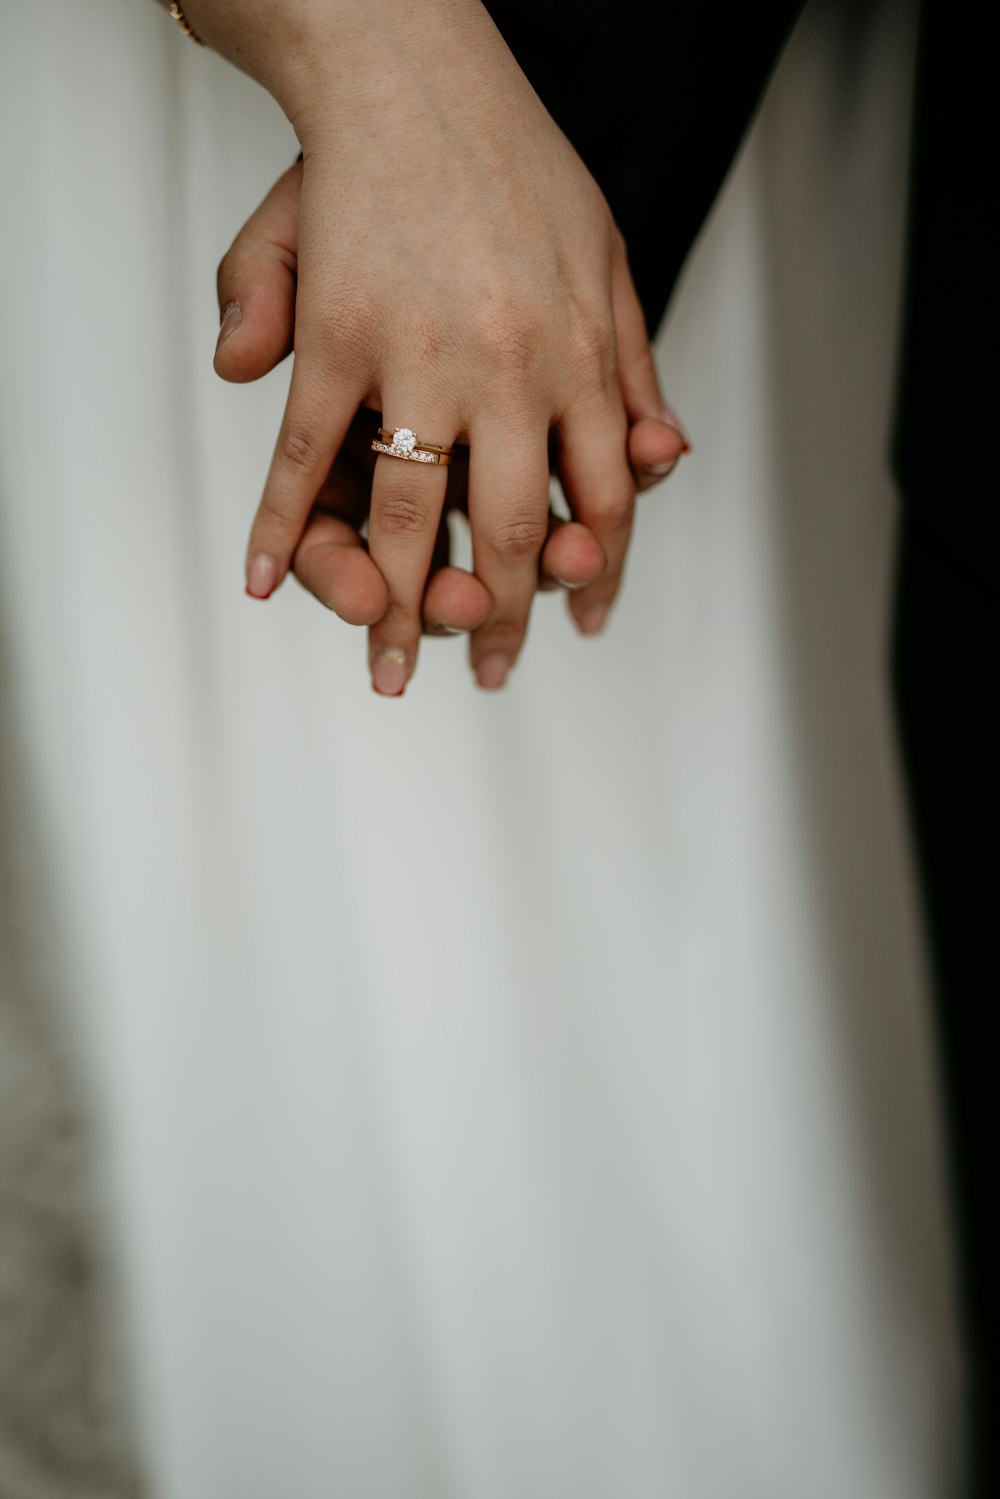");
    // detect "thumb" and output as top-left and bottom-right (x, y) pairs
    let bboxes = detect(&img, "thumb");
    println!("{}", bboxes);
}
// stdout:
(213, 161), (301, 384)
